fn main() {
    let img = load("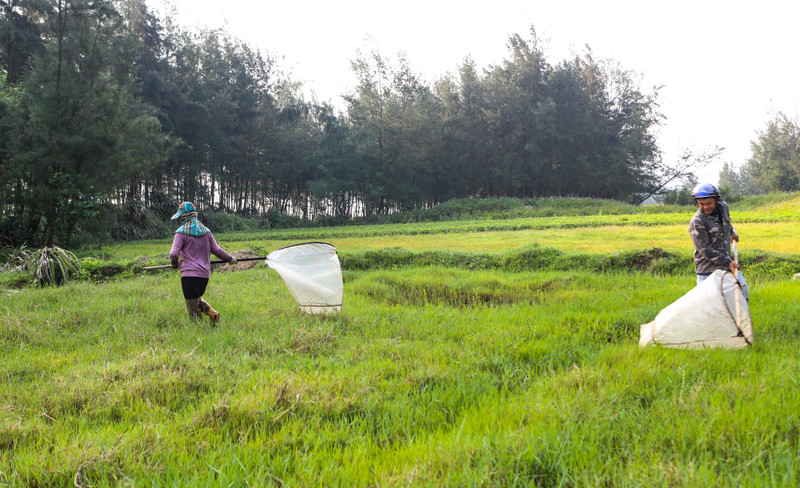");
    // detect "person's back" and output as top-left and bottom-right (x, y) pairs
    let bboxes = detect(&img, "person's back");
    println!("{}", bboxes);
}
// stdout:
(168, 202), (236, 323)
(170, 232), (229, 278)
